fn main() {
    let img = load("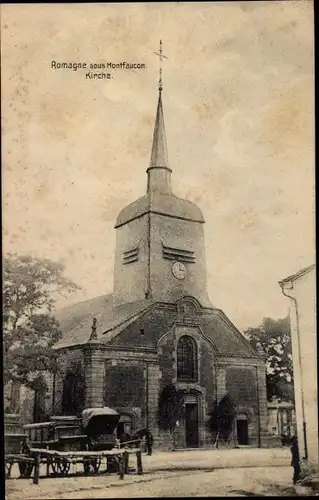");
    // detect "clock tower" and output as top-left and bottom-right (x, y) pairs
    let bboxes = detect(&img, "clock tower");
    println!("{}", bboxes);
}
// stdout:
(113, 51), (211, 308)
